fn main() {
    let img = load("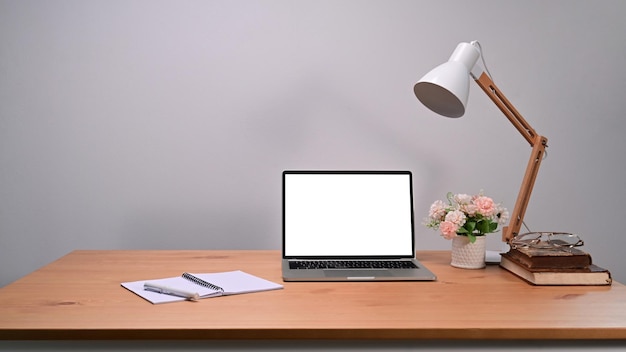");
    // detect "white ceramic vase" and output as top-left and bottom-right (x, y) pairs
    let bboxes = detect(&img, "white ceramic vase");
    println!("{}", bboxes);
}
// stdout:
(450, 235), (486, 269)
